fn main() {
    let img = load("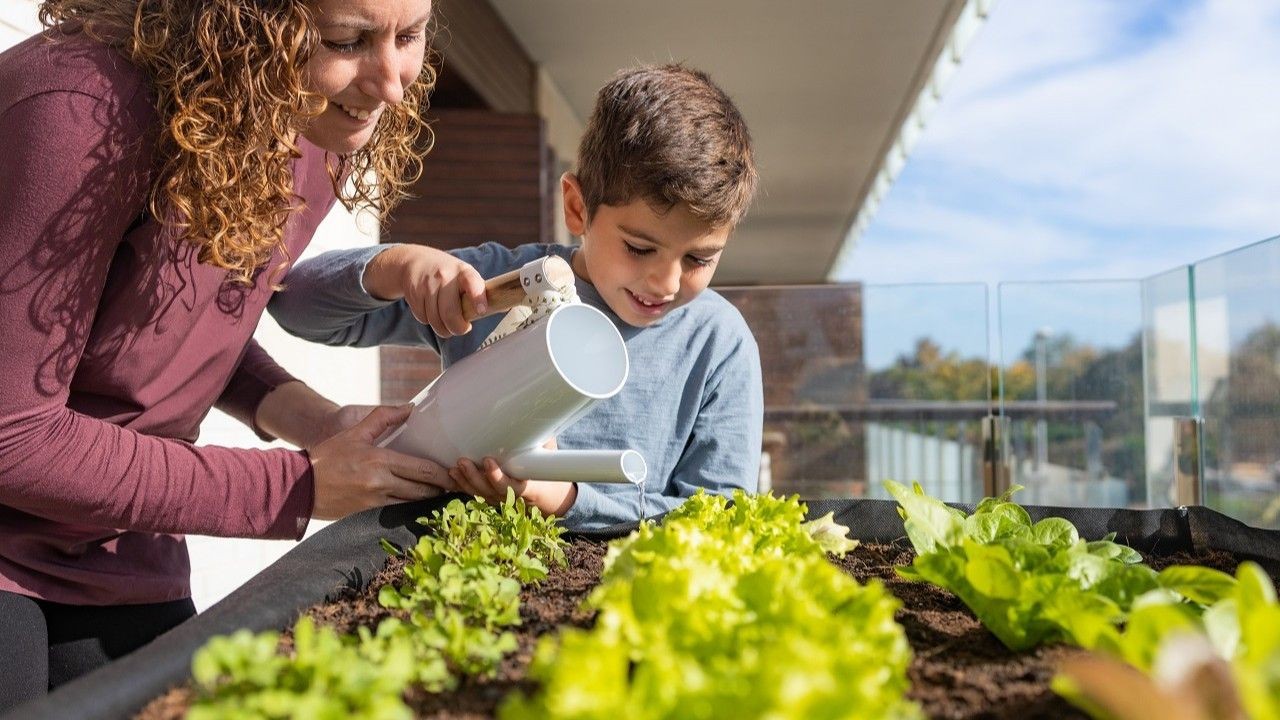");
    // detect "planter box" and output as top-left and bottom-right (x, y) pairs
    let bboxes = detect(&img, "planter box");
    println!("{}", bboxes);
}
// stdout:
(13, 498), (1280, 720)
